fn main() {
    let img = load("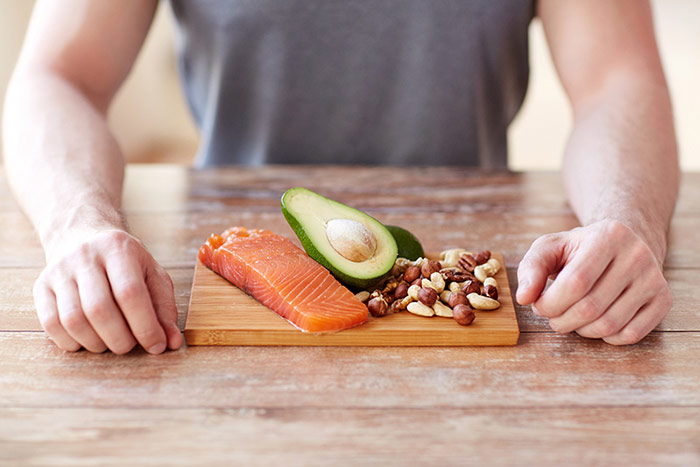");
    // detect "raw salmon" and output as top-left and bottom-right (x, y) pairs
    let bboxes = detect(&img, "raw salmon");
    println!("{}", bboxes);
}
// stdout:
(199, 227), (368, 332)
